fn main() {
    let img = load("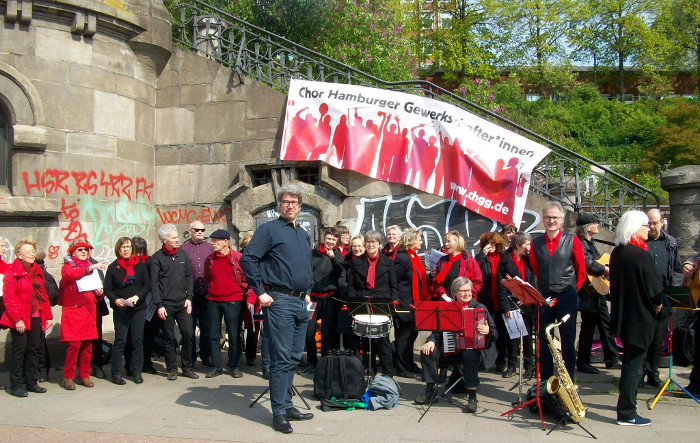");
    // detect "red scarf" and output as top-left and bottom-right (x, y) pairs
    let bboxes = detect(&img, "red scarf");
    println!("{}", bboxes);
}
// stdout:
(629, 235), (648, 251)
(434, 253), (461, 285)
(408, 250), (429, 301)
(511, 249), (525, 279)
(383, 243), (398, 261)
(366, 253), (379, 289)
(135, 253), (148, 263)
(488, 252), (500, 310)
(318, 243), (329, 255)
(117, 255), (139, 284)
(339, 244), (348, 256)
(162, 244), (178, 255)
(22, 261), (45, 316)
